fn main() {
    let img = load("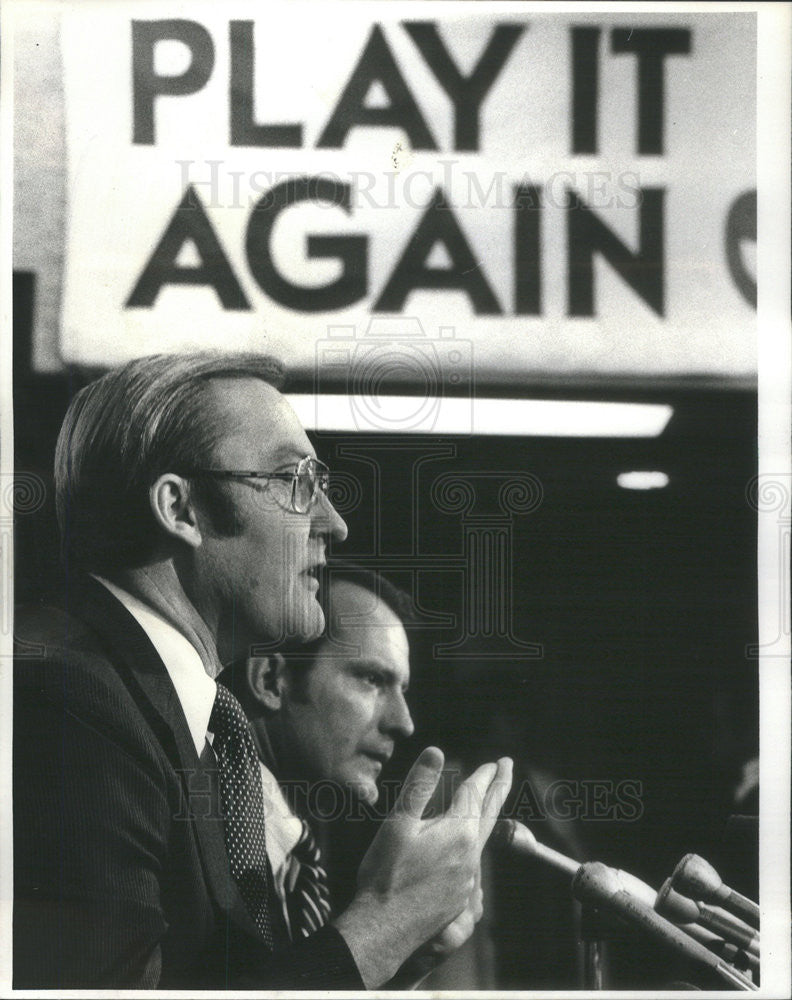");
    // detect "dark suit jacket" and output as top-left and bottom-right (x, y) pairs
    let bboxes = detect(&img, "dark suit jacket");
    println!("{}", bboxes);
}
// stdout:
(13, 576), (364, 990)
